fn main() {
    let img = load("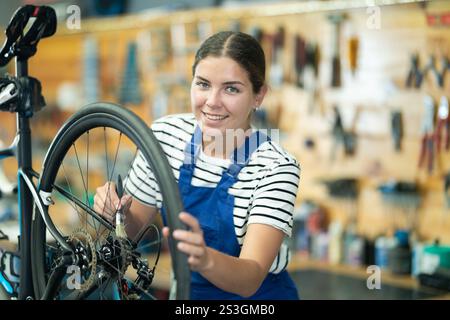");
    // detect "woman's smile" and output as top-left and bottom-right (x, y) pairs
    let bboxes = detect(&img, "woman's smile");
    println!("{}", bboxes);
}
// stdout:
(201, 111), (229, 122)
